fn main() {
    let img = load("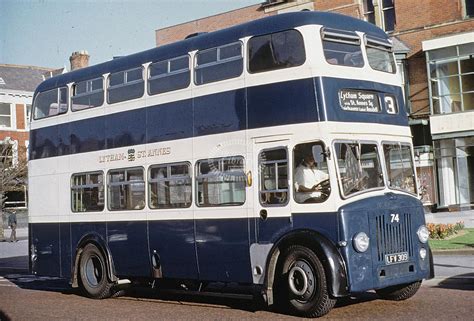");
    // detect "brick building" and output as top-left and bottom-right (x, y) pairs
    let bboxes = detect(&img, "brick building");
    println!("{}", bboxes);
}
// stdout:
(0, 64), (65, 207)
(155, 0), (474, 210)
